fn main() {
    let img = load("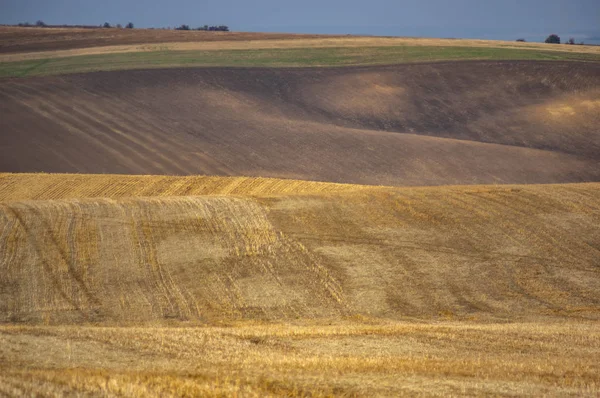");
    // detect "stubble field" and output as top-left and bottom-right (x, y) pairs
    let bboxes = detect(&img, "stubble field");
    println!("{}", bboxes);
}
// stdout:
(1, 173), (599, 395)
